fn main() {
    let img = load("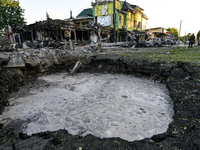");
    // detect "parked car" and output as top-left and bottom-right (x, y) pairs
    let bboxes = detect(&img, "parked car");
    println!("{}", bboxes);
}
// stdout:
(172, 40), (176, 45)
(150, 38), (163, 47)
(165, 40), (173, 45)
(143, 39), (154, 47)
(185, 41), (189, 44)
(176, 41), (183, 44)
